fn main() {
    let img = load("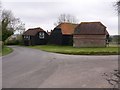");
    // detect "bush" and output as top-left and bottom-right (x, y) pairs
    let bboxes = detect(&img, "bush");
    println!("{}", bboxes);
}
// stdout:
(5, 35), (24, 45)
(5, 39), (19, 45)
